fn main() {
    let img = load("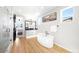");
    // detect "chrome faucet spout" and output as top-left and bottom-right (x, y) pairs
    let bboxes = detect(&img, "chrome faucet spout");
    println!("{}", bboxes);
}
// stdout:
(45, 31), (49, 36)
